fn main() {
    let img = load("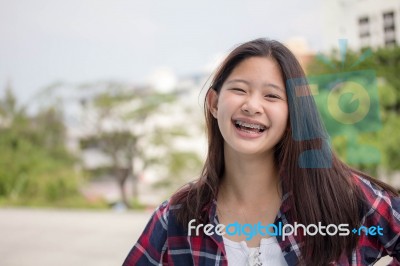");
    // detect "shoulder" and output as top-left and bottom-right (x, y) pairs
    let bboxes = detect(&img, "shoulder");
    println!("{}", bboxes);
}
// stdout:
(149, 199), (183, 225)
(354, 174), (399, 208)
(140, 200), (171, 240)
(353, 174), (398, 206)
(353, 175), (389, 199)
(152, 200), (170, 225)
(151, 199), (188, 231)
(136, 199), (184, 241)
(353, 174), (400, 225)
